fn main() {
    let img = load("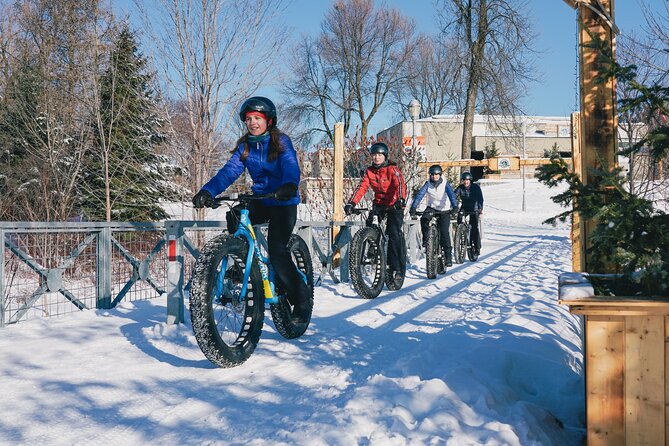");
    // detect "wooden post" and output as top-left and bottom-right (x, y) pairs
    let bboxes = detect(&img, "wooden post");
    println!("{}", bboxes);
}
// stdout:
(577, 0), (618, 272)
(332, 123), (345, 243)
(570, 112), (585, 272)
